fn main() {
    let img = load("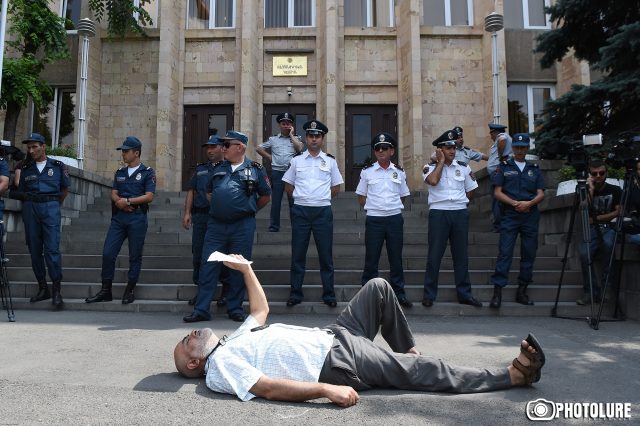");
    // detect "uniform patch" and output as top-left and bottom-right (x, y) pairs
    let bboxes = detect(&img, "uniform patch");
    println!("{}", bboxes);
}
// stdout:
(392, 172), (398, 180)
(469, 170), (476, 181)
(136, 173), (142, 181)
(455, 169), (461, 177)
(117, 176), (126, 182)
(504, 170), (518, 177)
(528, 169), (534, 177)
(423, 165), (429, 174)
(197, 170), (208, 176)
(47, 168), (54, 176)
